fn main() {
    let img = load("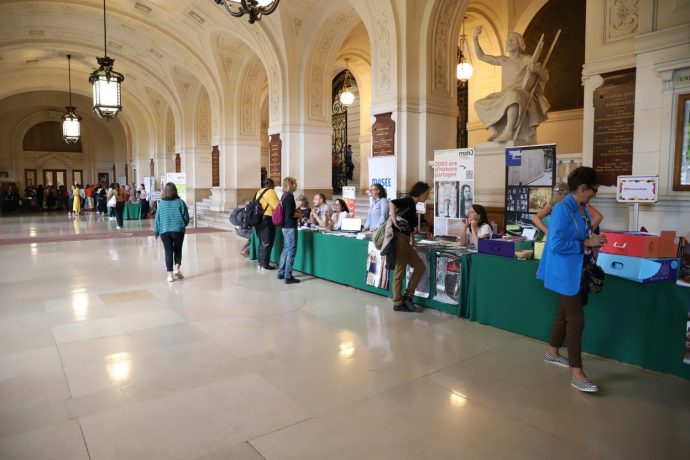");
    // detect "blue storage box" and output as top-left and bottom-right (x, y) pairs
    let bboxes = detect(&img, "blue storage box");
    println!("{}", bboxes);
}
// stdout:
(596, 253), (680, 283)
